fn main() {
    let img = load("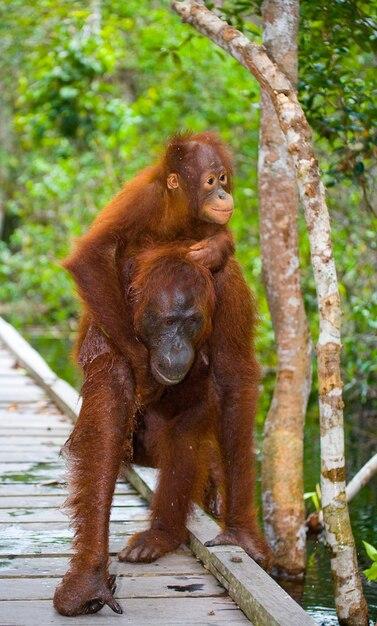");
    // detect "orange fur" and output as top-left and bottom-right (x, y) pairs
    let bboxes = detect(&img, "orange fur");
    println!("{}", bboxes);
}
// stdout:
(54, 135), (269, 617)
(62, 133), (235, 400)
